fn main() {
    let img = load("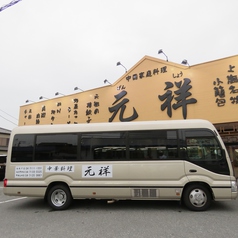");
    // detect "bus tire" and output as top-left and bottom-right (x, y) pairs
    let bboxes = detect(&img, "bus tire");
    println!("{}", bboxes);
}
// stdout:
(47, 184), (72, 210)
(183, 184), (212, 211)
